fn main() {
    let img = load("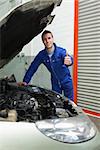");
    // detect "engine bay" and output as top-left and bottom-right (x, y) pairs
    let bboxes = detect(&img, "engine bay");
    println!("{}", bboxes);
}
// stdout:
(0, 77), (78, 122)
